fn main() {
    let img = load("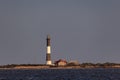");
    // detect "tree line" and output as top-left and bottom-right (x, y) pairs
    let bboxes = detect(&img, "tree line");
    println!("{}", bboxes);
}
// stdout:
(0, 62), (120, 68)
